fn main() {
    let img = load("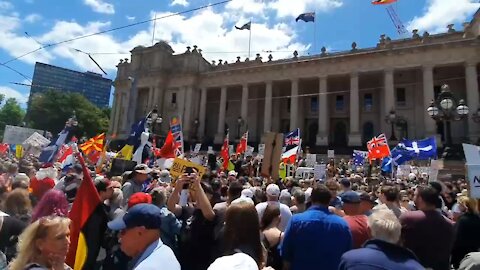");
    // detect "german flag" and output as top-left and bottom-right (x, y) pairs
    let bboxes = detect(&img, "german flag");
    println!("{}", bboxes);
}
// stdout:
(66, 150), (101, 269)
